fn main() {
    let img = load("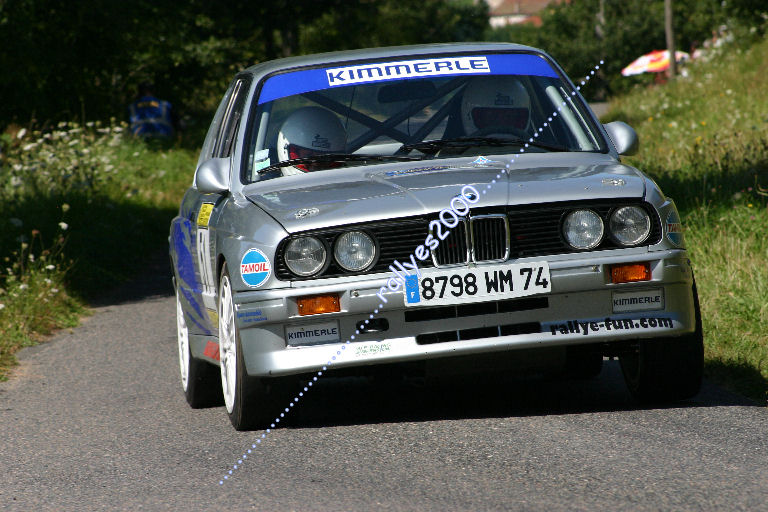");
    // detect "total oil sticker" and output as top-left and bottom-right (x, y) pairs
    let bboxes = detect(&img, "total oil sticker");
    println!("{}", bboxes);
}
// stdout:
(666, 210), (683, 247)
(240, 248), (271, 288)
